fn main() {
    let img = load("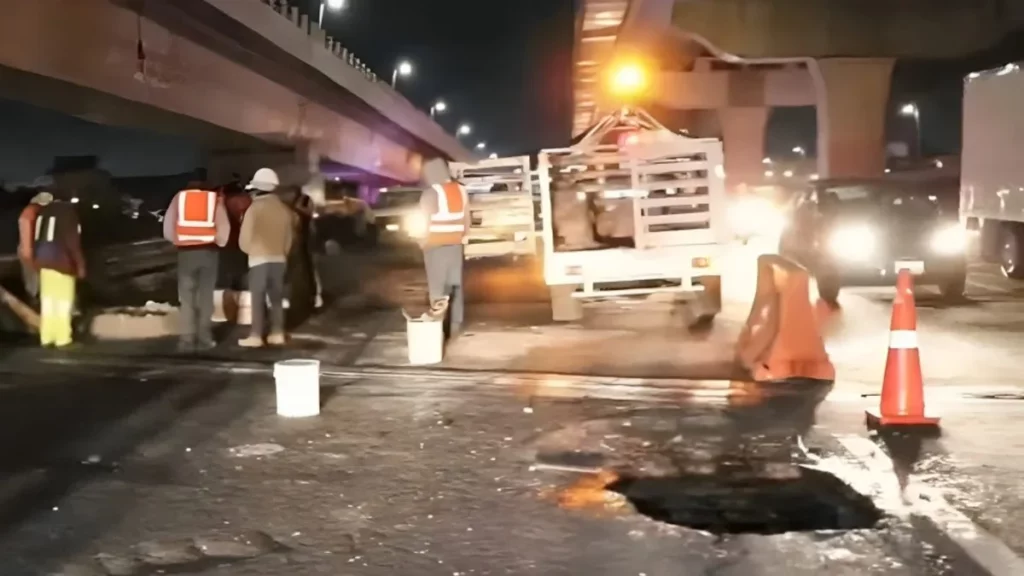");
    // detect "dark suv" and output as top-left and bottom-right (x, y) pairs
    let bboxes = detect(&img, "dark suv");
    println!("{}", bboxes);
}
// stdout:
(778, 178), (966, 303)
